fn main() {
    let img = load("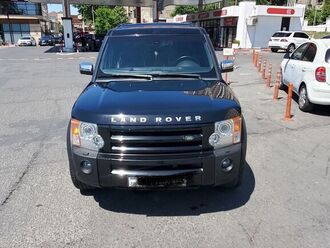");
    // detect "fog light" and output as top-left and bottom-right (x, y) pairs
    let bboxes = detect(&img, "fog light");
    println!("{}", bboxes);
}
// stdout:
(221, 158), (233, 172)
(80, 161), (92, 174)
